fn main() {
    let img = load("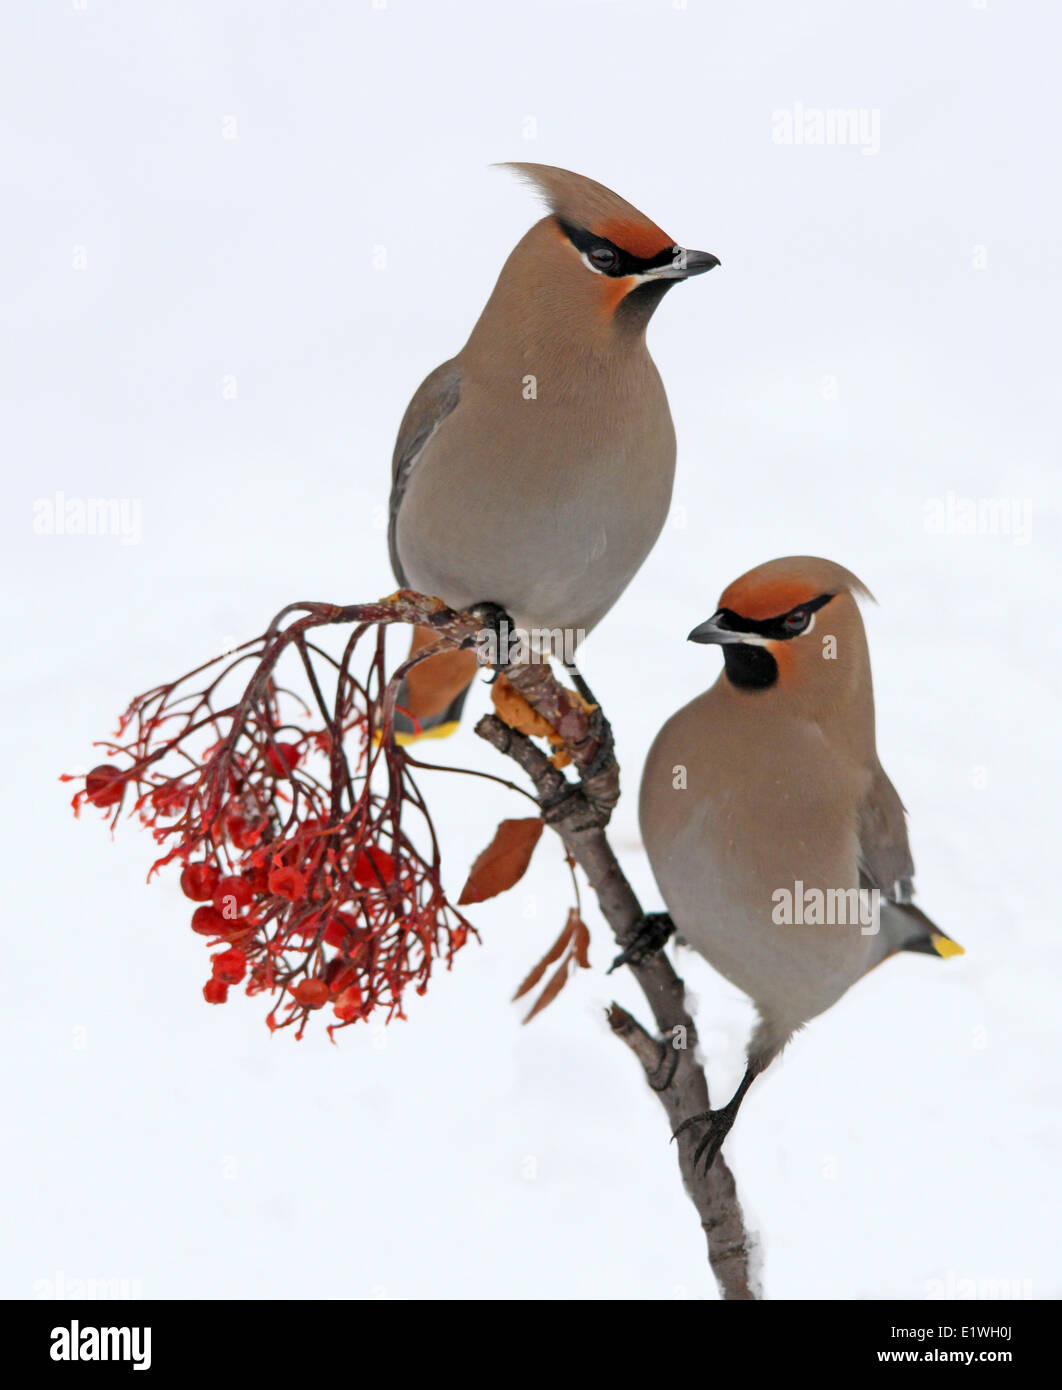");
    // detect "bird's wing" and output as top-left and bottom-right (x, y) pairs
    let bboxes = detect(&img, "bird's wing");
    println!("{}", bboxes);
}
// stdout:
(858, 765), (957, 956)
(856, 763), (915, 904)
(388, 359), (461, 585)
